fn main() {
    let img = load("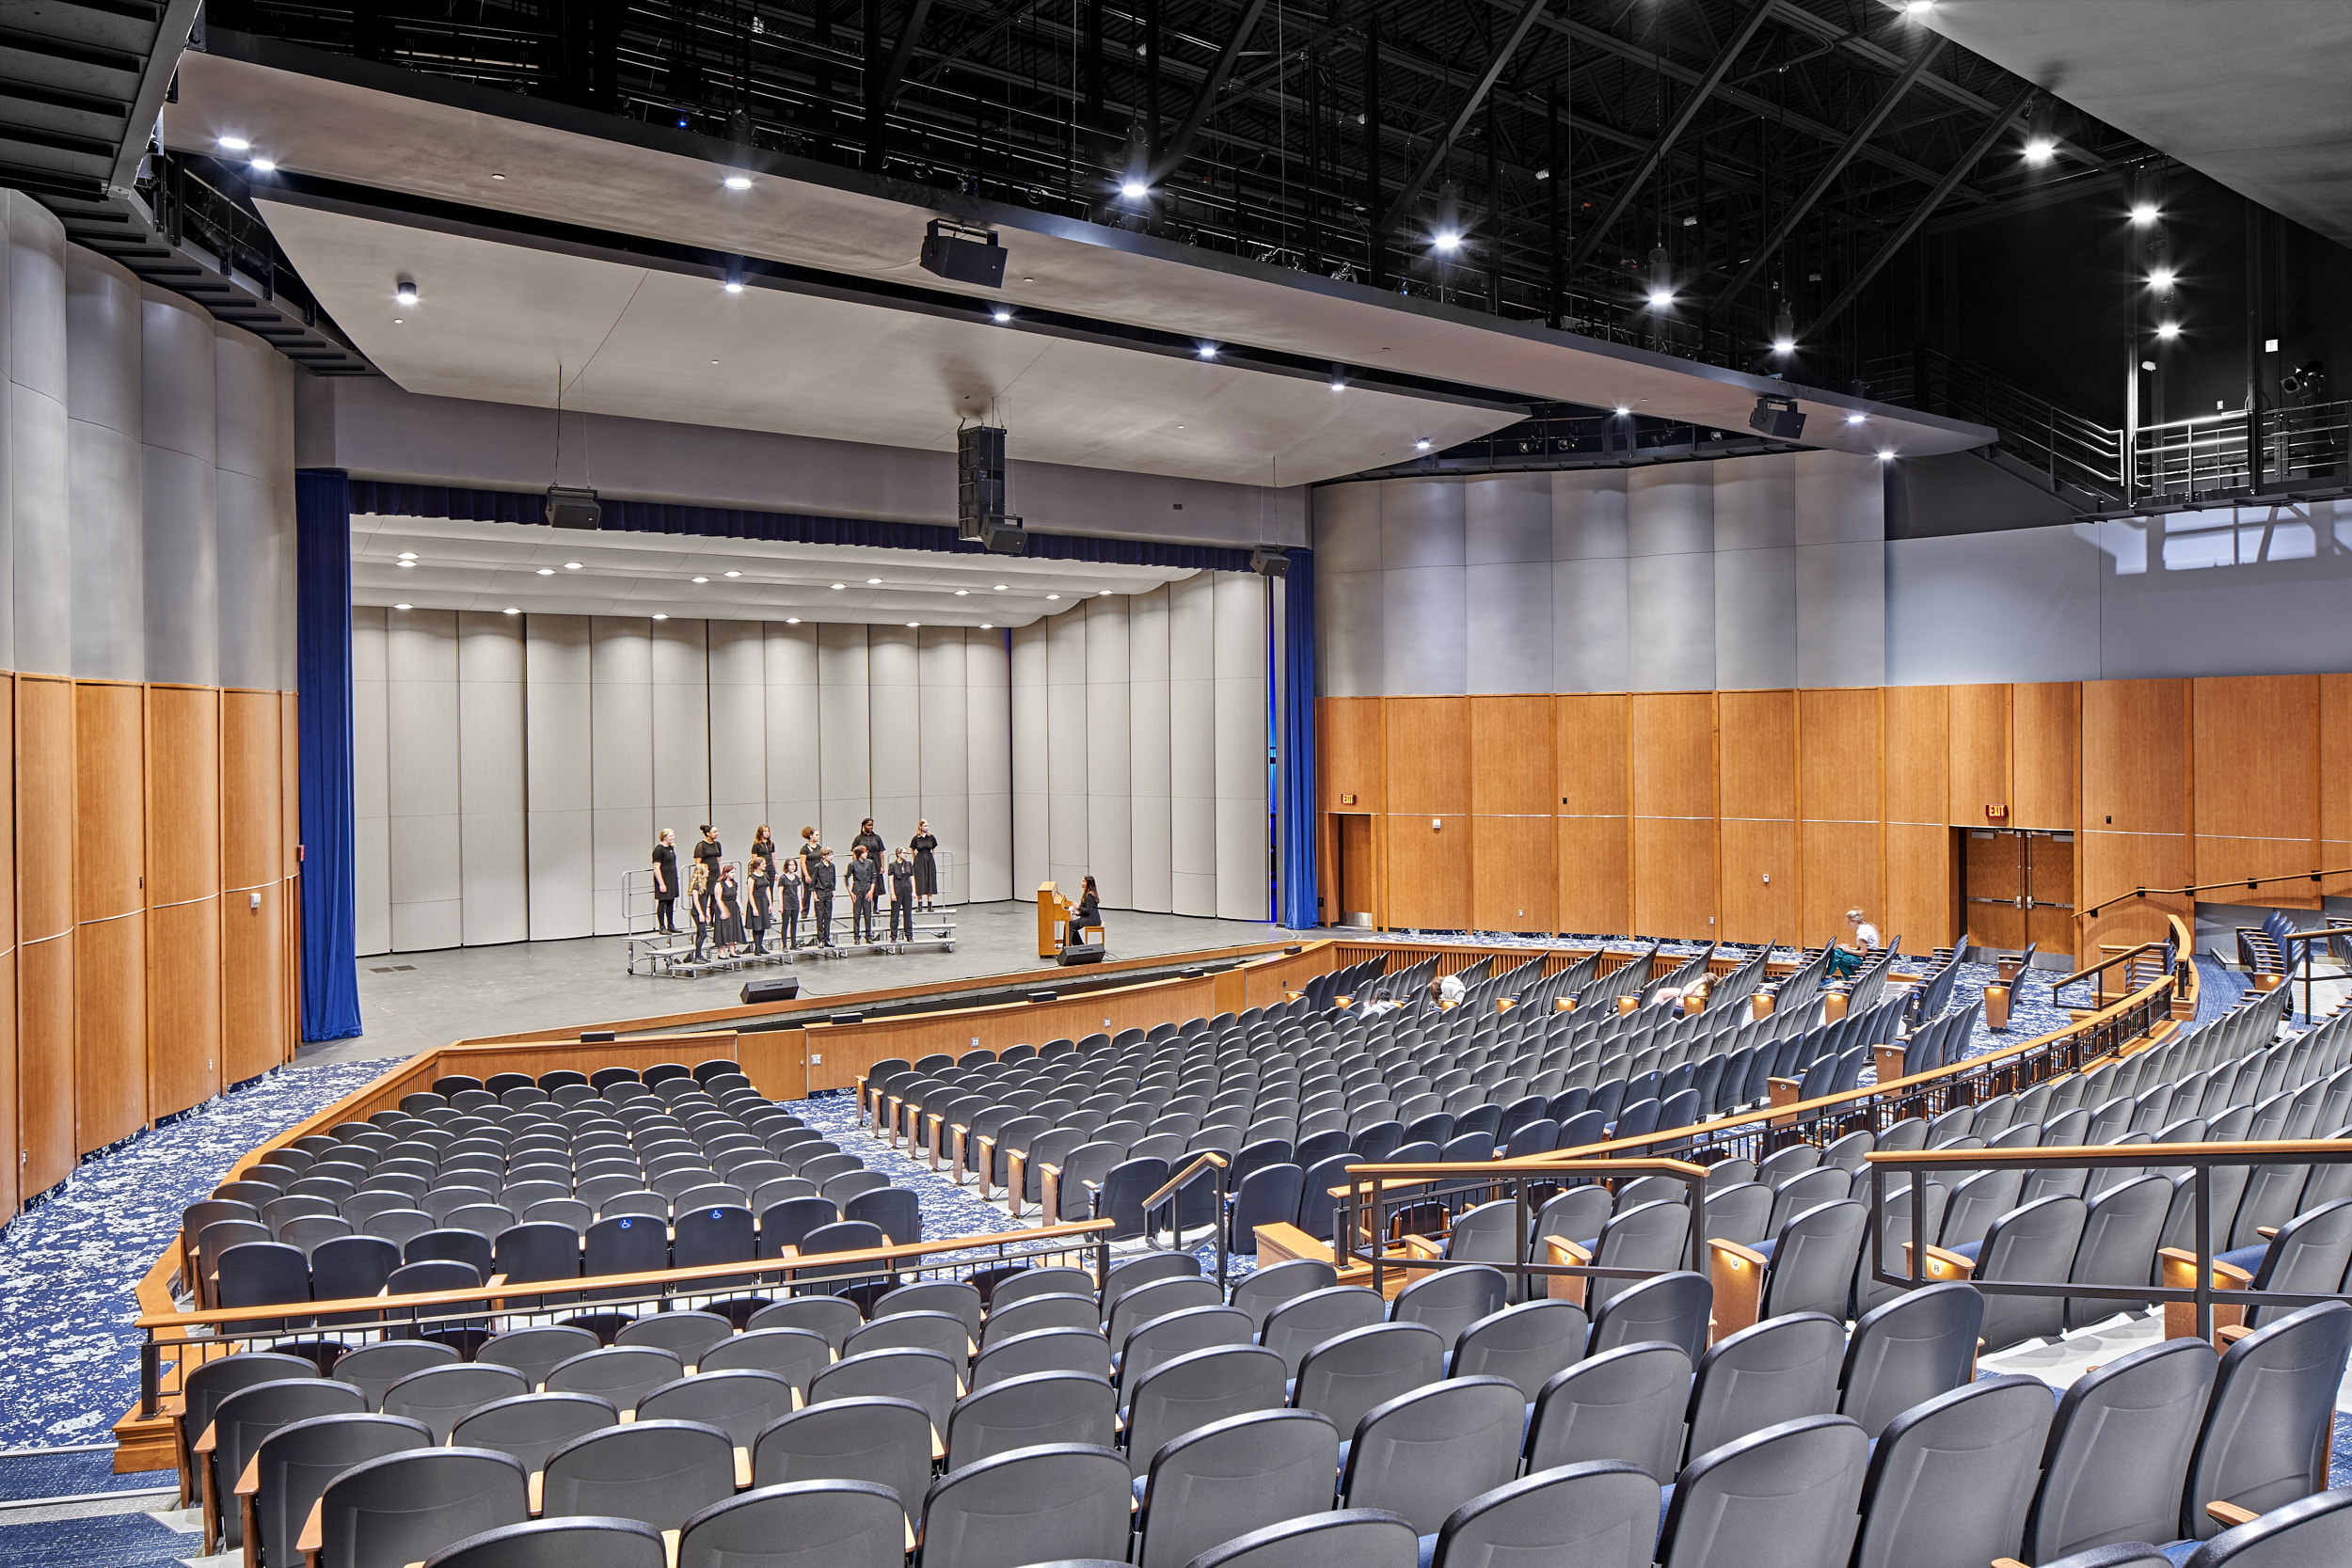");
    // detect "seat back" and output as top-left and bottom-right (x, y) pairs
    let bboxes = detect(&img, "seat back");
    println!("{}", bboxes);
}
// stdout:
(1340, 1376), (1526, 1535)
(543, 1346), (684, 1417)
(750, 1397), (934, 1525)
(2024, 1337), (2220, 1562)
(809, 1347), (959, 1434)
(1655, 1414), (1868, 1568)
(2181, 1488), (2352, 1566)
(671, 1480), (907, 1568)
(1849, 1375), (2057, 1568)
(1587, 1270), (1711, 1362)
(382, 1363), (532, 1443)
(540, 1419), (737, 1532)
(1429, 1461), (1660, 1568)
(1758, 1199), (1869, 1321)
(2179, 1300), (2352, 1539)
(914, 1444), (1133, 1568)
(1293, 1321), (1448, 1435)
(1258, 1285), (1385, 1375)
(334, 1340), (460, 1410)
(451, 1393), (619, 1476)
(1684, 1311), (1844, 1461)
(635, 1370), (799, 1449)
(317, 1448), (530, 1568)
(1122, 1344), (1292, 1479)
(1524, 1341), (1692, 1482)
(1134, 1409), (1340, 1568)
(942, 1370), (1117, 1471)
(1449, 1299), (1589, 1401)
(1976, 1194), (2091, 1351)
(1837, 1281), (1984, 1437)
